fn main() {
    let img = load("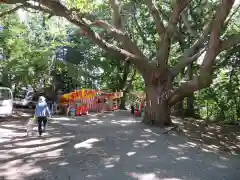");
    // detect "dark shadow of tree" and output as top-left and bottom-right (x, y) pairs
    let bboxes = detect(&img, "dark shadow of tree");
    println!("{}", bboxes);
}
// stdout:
(172, 116), (240, 154)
